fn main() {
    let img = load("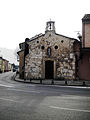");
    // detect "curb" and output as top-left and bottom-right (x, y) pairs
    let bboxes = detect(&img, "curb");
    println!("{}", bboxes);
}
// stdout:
(13, 74), (90, 88)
